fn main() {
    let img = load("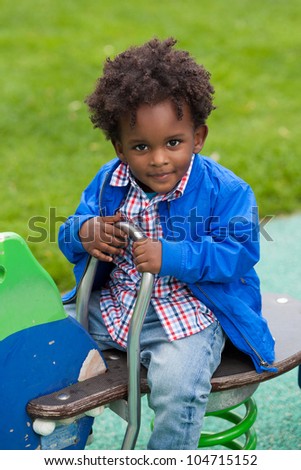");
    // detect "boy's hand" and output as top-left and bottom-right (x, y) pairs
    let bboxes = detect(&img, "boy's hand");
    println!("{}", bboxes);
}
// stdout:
(79, 213), (127, 262)
(133, 238), (162, 274)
